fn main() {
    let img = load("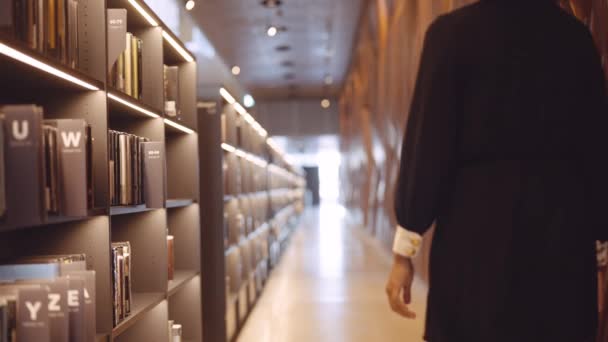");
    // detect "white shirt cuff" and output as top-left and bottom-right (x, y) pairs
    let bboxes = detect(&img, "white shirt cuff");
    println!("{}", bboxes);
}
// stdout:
(392, 226), (423, 258)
